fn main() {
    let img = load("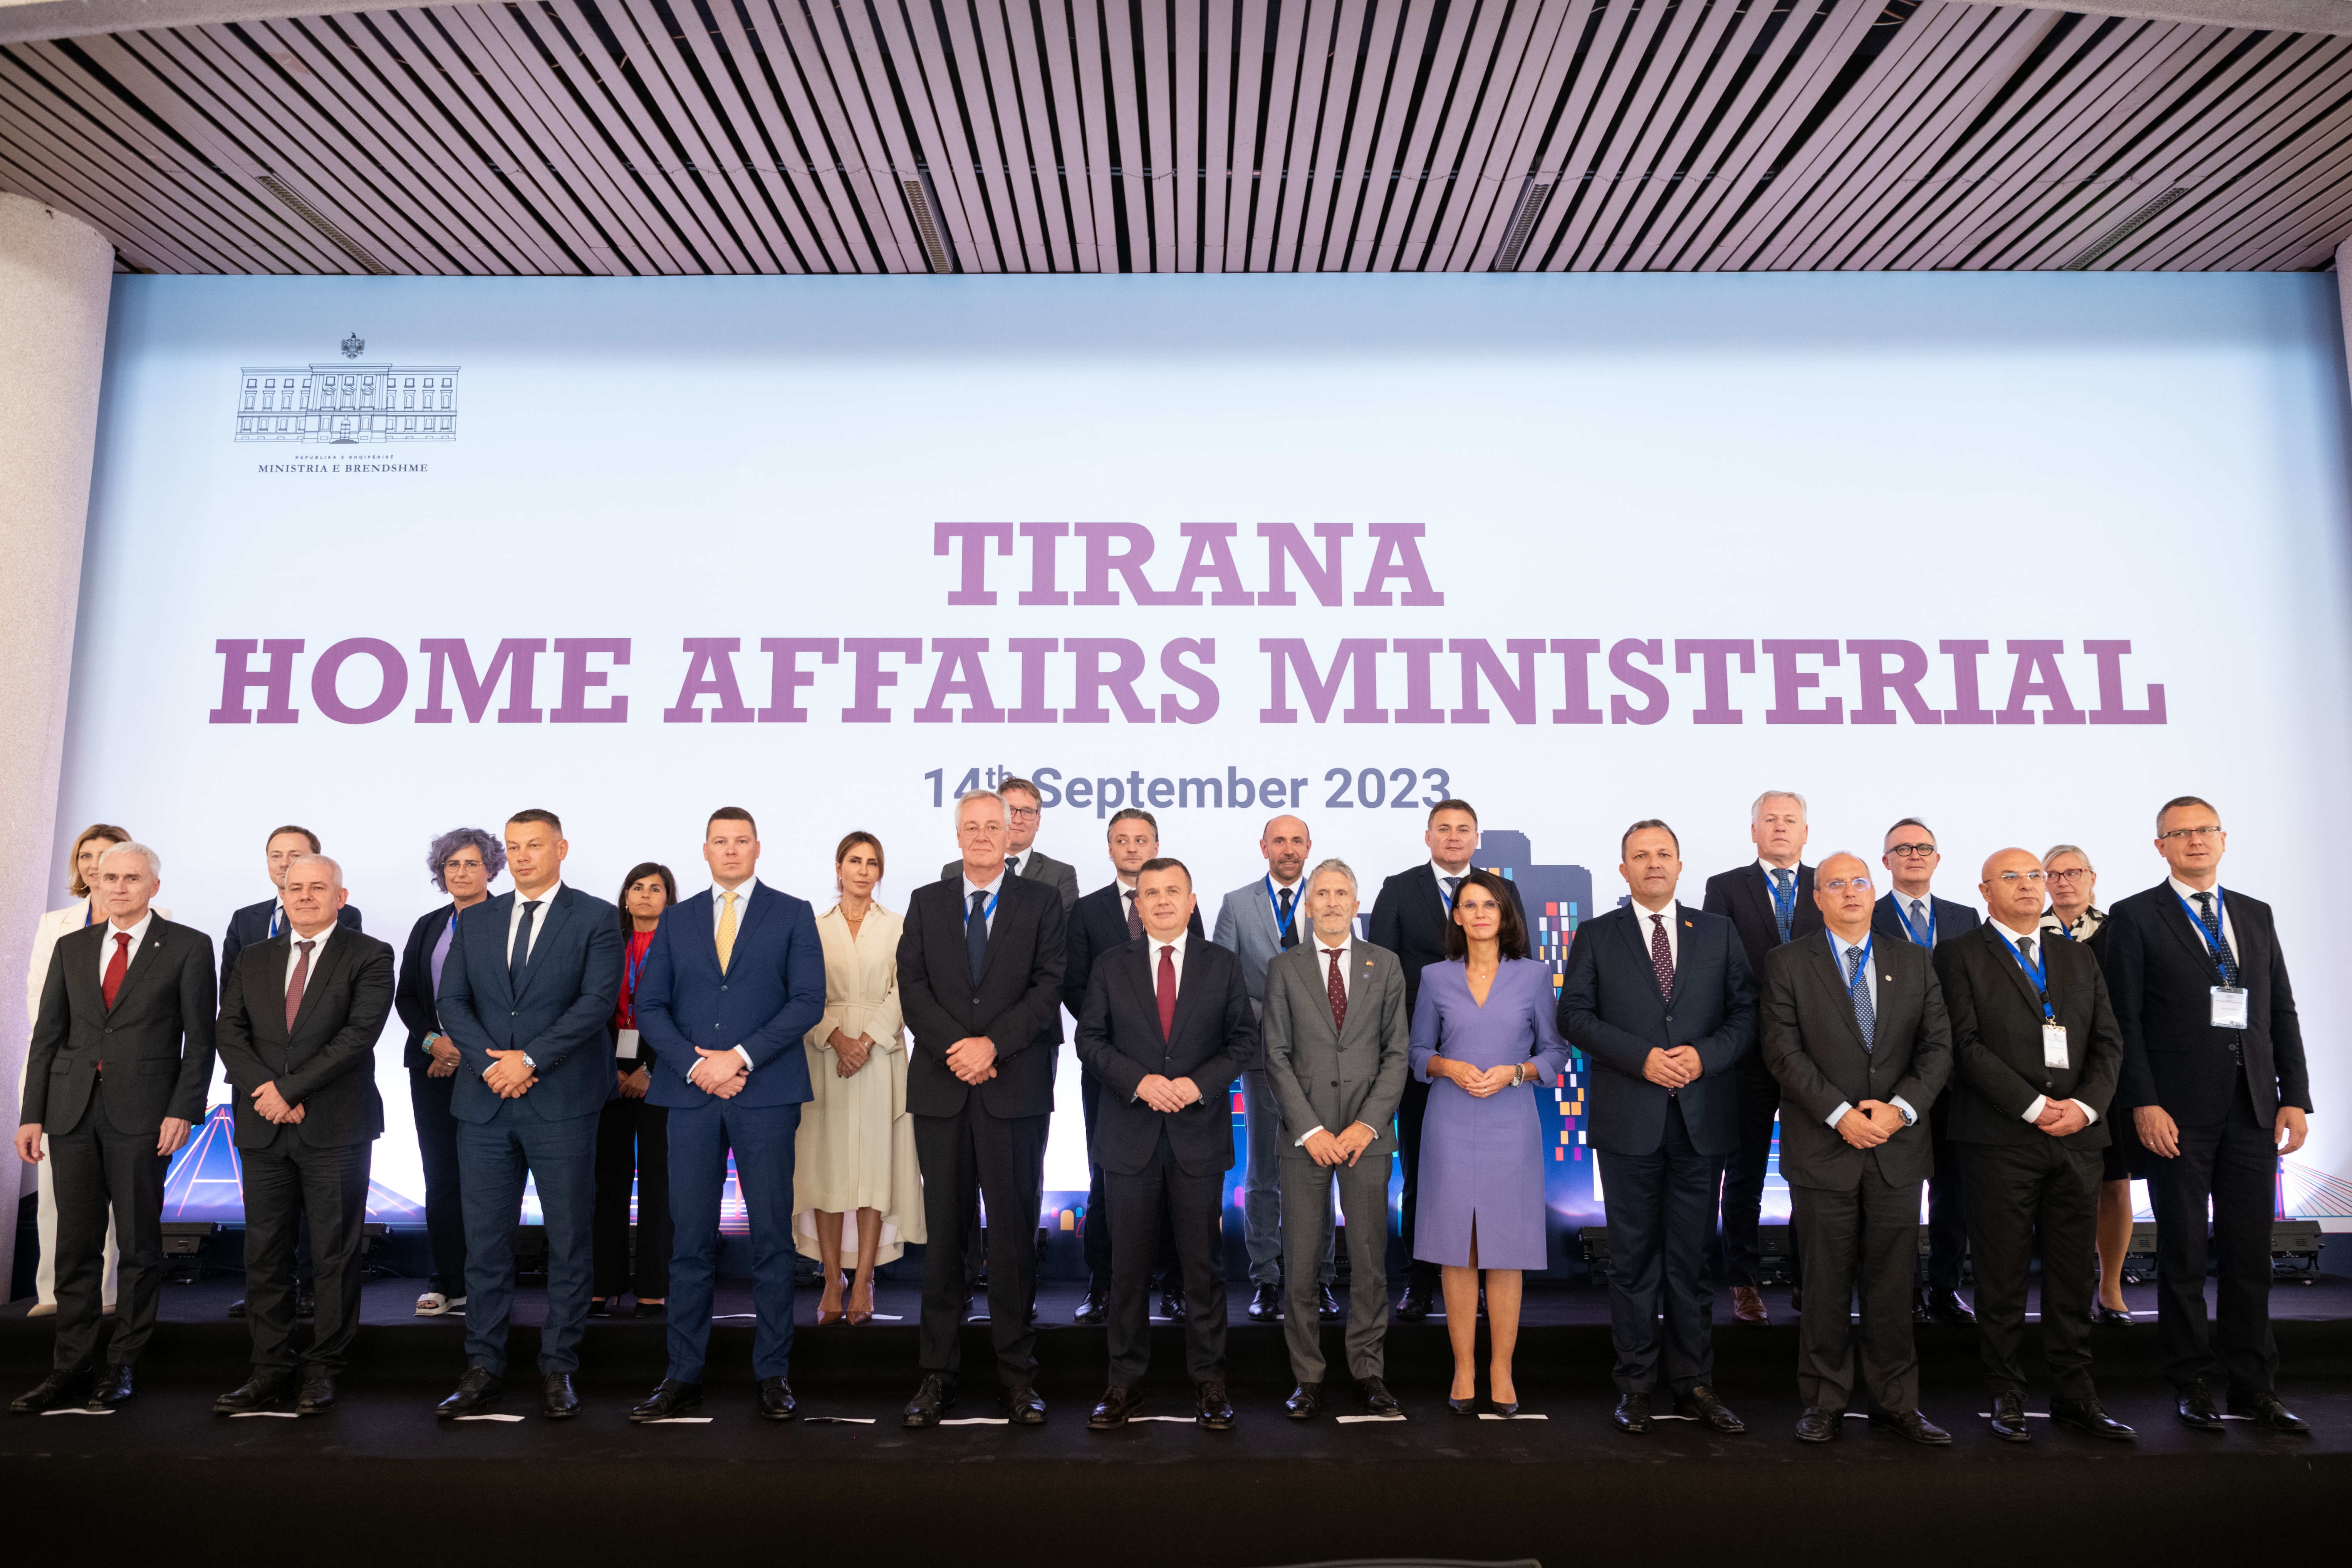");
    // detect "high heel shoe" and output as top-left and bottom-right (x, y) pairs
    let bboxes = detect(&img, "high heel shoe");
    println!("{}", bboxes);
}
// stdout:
(817, 1271), (848, 1326)
(1448, 1393), (1477, 1416)
(846, 1273), (875, 1326)
(1490, 1398), (1520, 1417)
